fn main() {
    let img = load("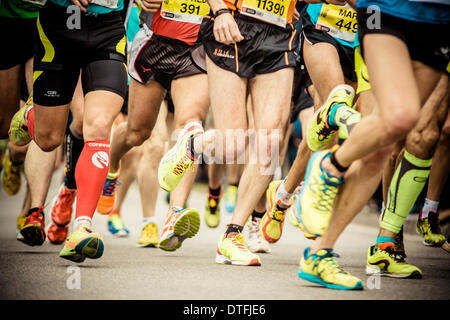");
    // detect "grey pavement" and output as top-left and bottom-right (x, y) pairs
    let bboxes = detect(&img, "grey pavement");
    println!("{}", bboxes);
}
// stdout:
(0, 168), (449, 300)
